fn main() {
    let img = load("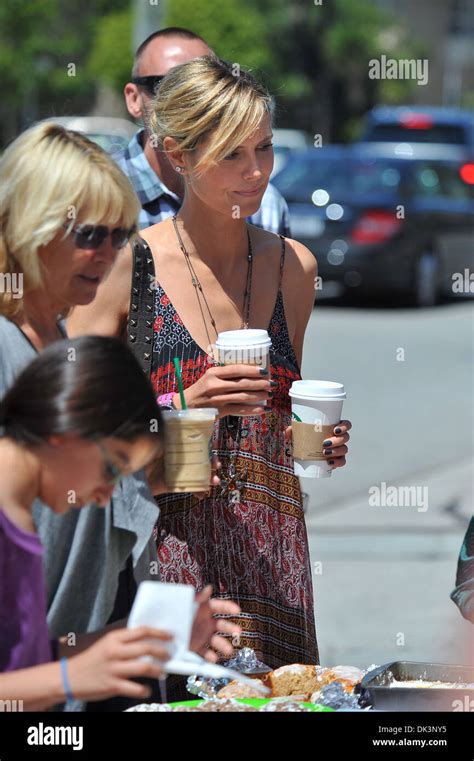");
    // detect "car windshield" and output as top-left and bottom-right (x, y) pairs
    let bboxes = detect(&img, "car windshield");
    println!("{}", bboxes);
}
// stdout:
(367, 124), (467, 145)
(86, 133), (129, 154)
(273, 155), (403, 202)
